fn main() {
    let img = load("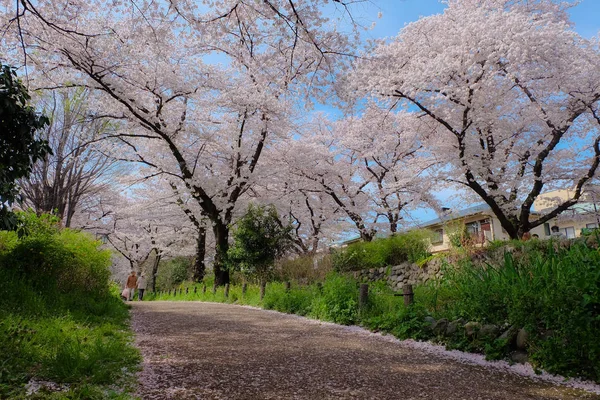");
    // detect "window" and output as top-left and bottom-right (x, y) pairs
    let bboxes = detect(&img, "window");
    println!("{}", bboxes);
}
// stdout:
(465, 221), (480, 235)
(586, 223), (598, 229)
(544, 223), (551, 236)
(431, 229), (443, 244)
(562, 227), (576, 239)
